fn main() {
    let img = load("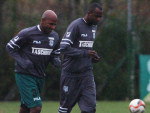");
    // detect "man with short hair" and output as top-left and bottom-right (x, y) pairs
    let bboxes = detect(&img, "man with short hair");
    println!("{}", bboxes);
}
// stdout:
(6, 10), (60, 113)
(58, 3), (103, 113)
